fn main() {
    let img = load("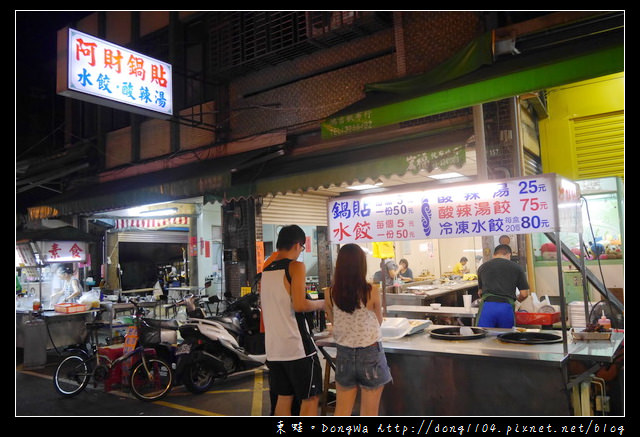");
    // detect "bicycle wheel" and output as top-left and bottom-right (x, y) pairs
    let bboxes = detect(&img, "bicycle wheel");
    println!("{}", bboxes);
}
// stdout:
(53, 354), (90, 397)
(129, 357), (173, 401)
